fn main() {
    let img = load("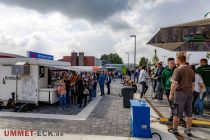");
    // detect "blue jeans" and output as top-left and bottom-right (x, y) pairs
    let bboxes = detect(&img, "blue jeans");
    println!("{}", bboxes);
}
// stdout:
(202, 86), (210, 100)
(99, 84), (105, 95)
(92, 89), (96, 97)
(66, 91), (71, 105)
(60, 94), (67, 109)
(156, 81), (162, 100)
